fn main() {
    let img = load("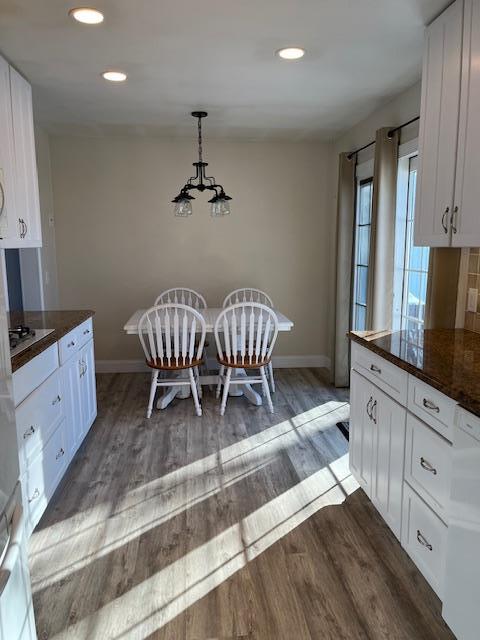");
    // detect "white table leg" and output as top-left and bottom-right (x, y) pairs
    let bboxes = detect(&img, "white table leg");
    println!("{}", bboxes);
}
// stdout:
(232, 368), (262, 406)
(156, 373), (190, 410)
